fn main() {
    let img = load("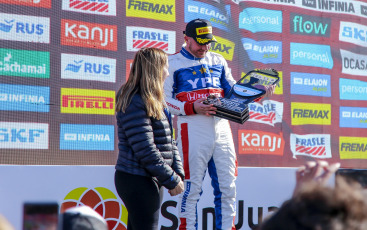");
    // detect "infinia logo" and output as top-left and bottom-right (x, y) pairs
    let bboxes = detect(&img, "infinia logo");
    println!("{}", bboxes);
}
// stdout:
(238, 130), (284, 155)
(248, 100), (283, 126)
(239, 8), (282, 33)
(340, 21), (367, 48)
(290, 43), (333, 69)
(61, 19), (117, 51)
(340, 136), (367, 159)
(126, 0), (175, 22)
(292, 102), (331, 125)
(0, 0), (51, 8)
(291, 72), (331, 97)
(340, 49), (367, 76)
(62, 0), (116, 16)
(290, 13), (330, 37)
(290, 133), (331, 159)
(340, 106), (367, 129)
